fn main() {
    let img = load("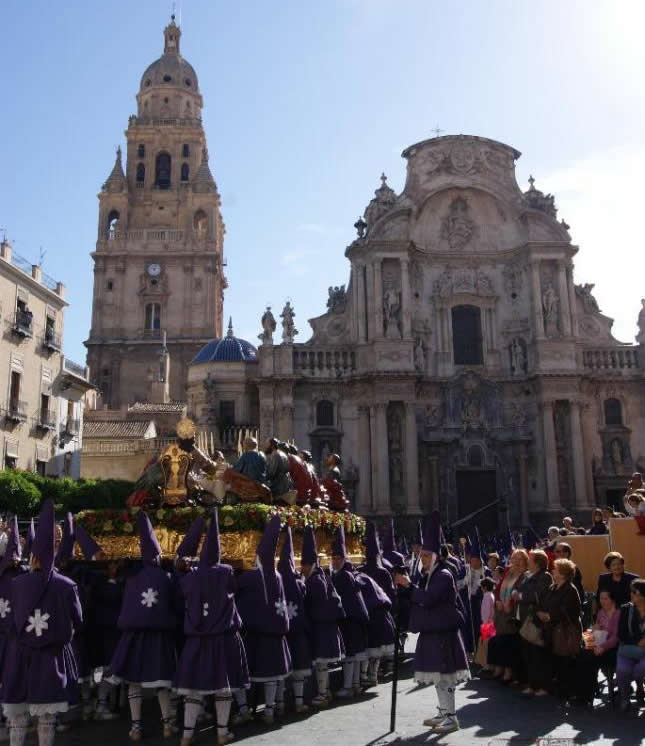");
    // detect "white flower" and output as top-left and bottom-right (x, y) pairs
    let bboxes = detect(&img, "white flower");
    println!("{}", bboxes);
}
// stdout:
(286, 601), (298, 620)
(0, 598), (11, 619)
(274, 599), (288, 619)
(203, 602), (209, 617)
(26, 609), (50, 637)
(140, 588), (159, 608)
